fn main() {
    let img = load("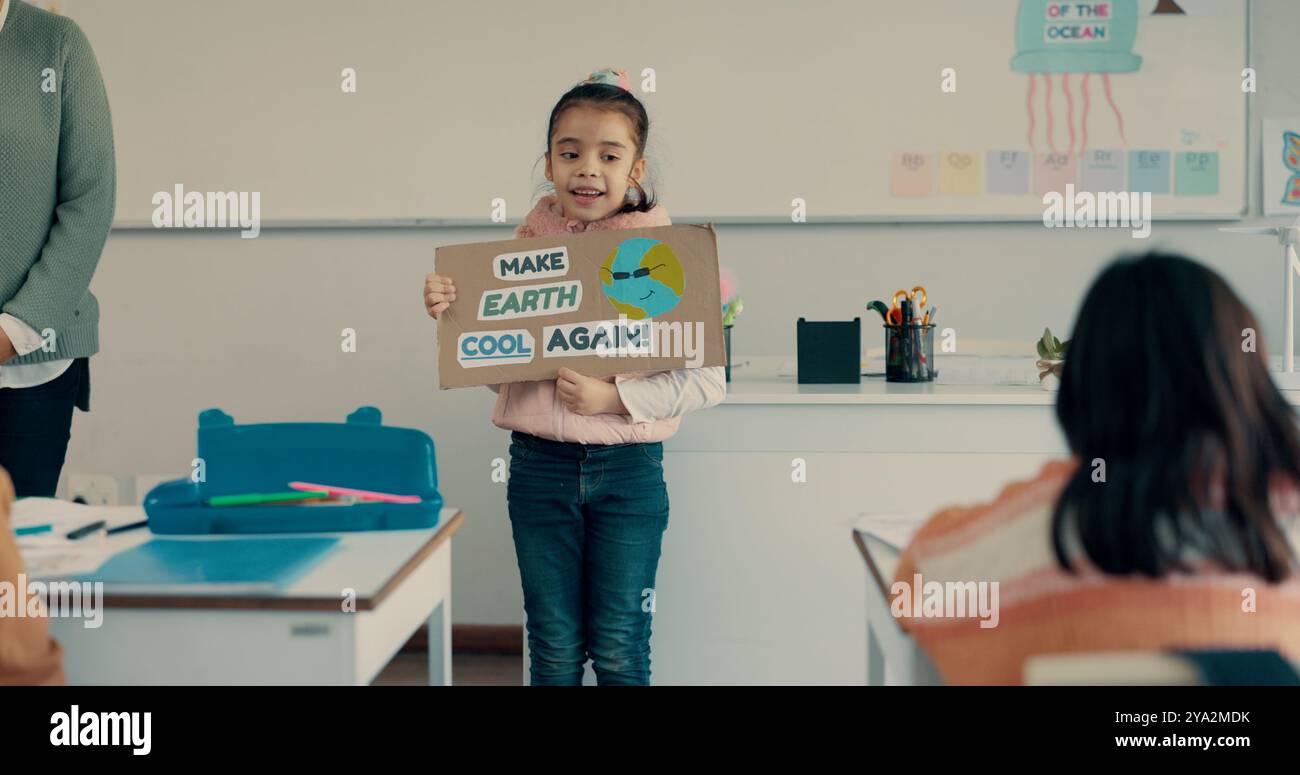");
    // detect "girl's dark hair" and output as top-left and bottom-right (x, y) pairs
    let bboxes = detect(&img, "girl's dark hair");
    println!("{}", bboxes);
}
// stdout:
(540, 82), (658, 214)
(1052, 251), (1300, 582)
